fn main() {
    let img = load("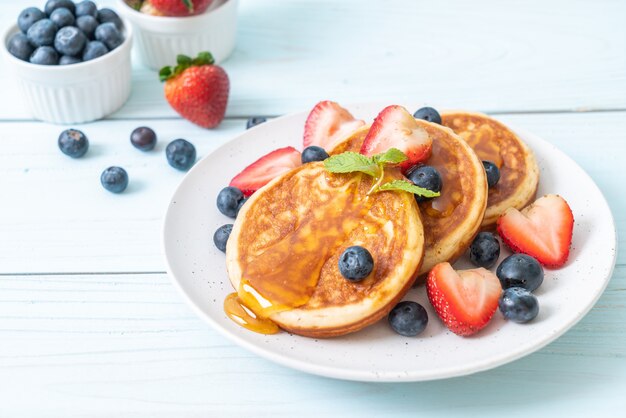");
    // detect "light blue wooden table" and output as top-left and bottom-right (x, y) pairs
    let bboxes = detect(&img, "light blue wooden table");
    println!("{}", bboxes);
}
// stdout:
(0, 0), (624, 416)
